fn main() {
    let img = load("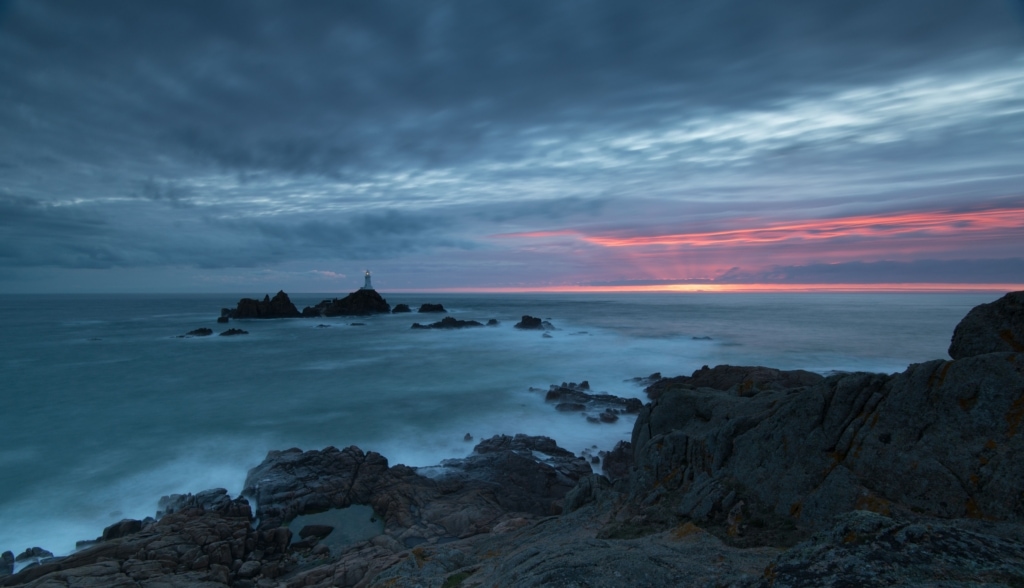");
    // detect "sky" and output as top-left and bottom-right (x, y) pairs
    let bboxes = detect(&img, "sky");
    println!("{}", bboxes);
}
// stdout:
(1, 0), (1023, 293)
